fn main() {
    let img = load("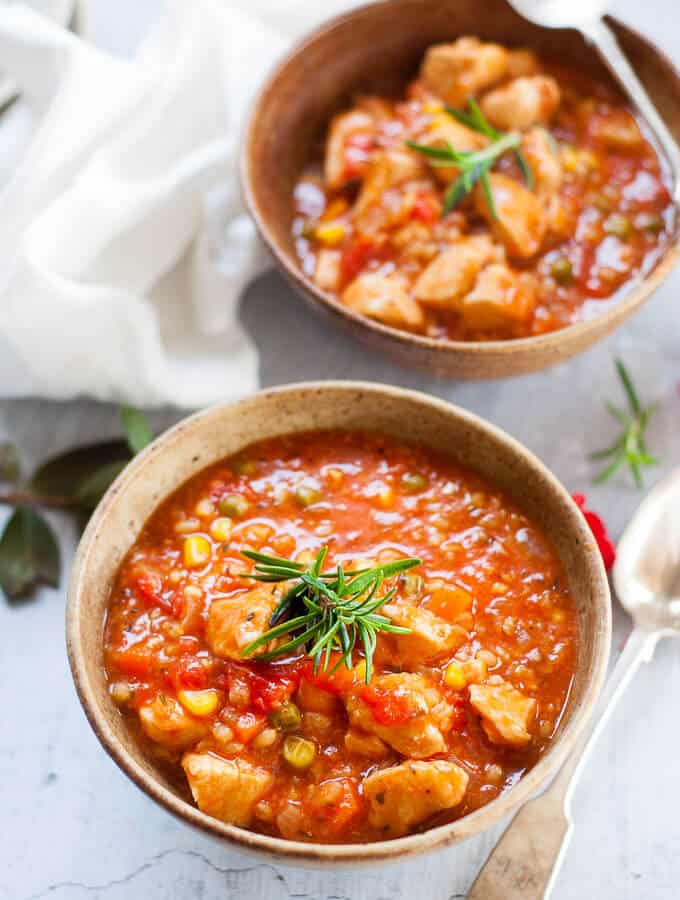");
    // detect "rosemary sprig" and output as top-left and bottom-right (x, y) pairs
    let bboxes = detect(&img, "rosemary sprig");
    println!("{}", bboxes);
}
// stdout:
(407, 98), (533, 219)
(240, 547), (420, 683)
(592, 359), (658, 488)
